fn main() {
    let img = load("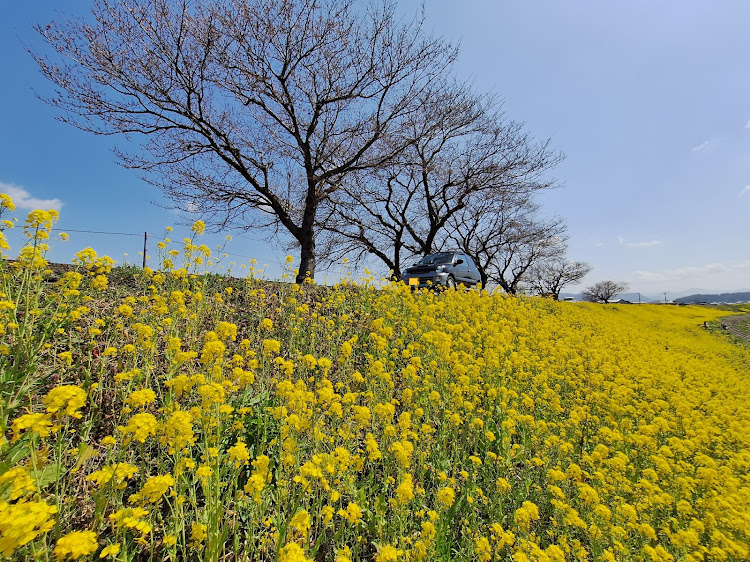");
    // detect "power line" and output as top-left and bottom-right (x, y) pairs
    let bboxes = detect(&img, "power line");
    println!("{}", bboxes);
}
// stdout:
(51, 228), (145, 237)
(49, 227), (290, 267)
